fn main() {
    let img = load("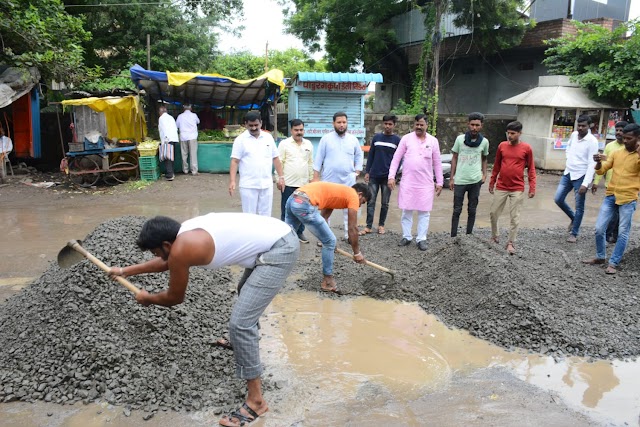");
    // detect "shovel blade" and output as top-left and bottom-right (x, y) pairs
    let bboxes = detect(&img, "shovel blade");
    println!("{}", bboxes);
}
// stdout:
(57, 240), (85, 269)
